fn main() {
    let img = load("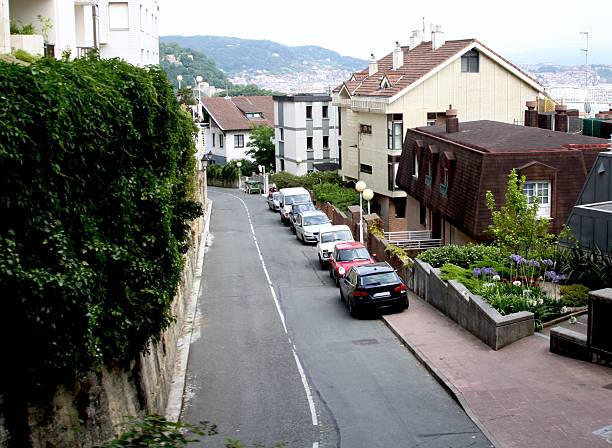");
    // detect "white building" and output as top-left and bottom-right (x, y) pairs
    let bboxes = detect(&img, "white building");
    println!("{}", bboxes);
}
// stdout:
(274, 93), (339, 175)
(200, 96), (274, 165)
(3, 0), (159, 66)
